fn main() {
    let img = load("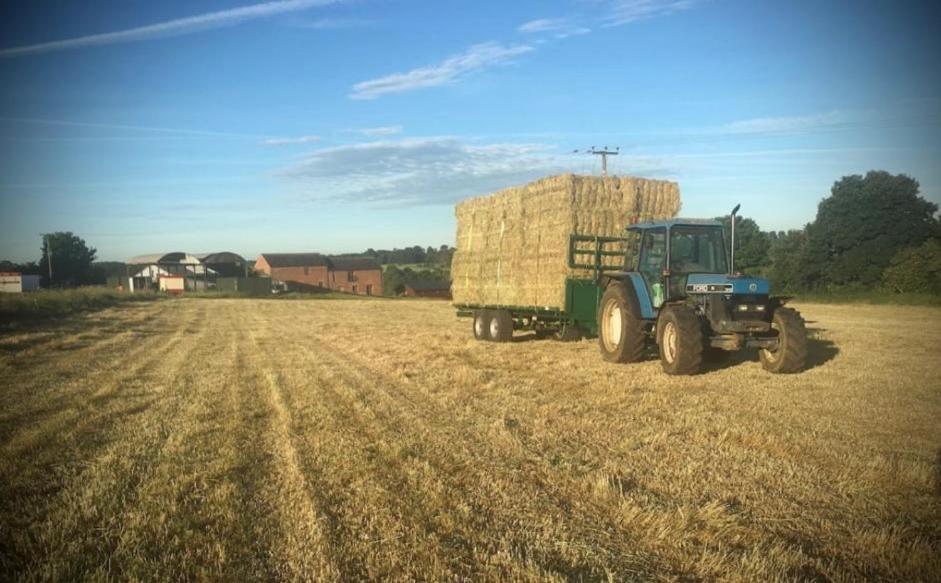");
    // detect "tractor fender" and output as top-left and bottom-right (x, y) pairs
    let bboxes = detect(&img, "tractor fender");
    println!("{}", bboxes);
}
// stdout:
(599, 274), (650, 321)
